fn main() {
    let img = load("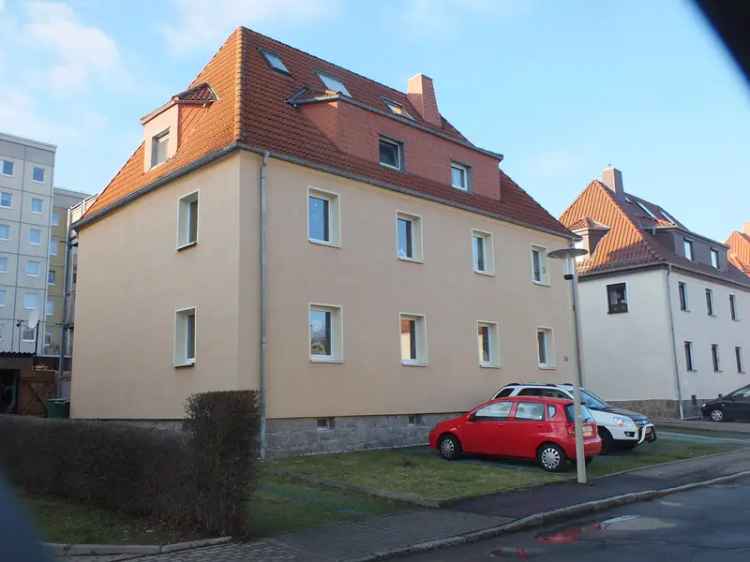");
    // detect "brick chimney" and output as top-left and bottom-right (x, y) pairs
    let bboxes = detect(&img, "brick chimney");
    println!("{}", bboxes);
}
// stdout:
(407, 74), (441, 127)
(601, 166), (625, 199)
